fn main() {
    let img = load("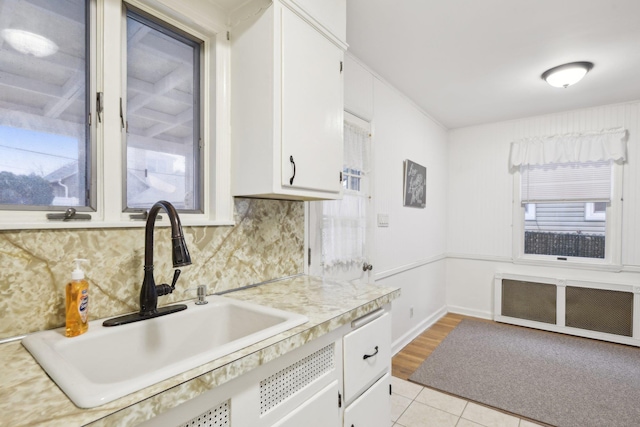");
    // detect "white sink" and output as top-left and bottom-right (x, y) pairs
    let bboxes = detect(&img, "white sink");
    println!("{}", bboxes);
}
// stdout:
(22, 295), (308, 408)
